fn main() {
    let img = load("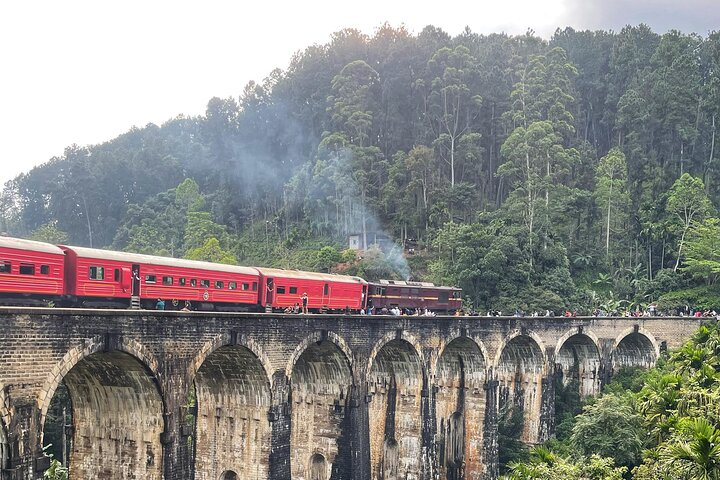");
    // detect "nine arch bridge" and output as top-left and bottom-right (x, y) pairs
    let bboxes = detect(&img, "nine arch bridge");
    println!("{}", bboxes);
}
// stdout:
(0, 308), (702, 479)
